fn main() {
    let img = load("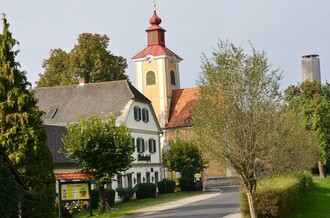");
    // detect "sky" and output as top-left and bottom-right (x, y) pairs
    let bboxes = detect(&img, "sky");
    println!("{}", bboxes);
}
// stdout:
(1, 0), (330, 91)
